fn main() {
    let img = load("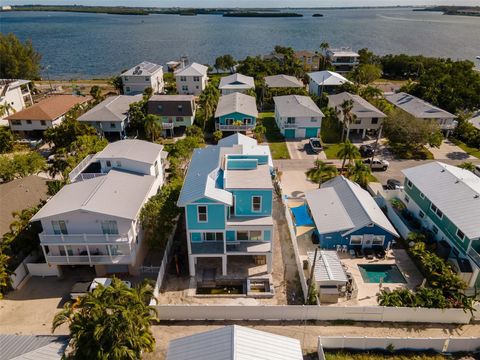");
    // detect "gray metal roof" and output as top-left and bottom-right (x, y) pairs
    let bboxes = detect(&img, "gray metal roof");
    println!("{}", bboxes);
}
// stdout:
(215, 92), (258, 118)
(95, 139), (163, 165)
(468, 111), (480, 130)
(308, 250), (348, 285)
(308, 71), (351, 86)
(166, 325), (303, 360)
(225, 164), (273, 189)
(0, 335), (68, 360)
(385, 92), (456, 119)
(78, 95), (142, 122)
(309, 176), (398, 236)
(121, 61), (162, 76)
(219, 73), (255, 90)
(402, 162), (480, 239)
(265, 74), (304, 88)
(174, 62), (208, 77)
(274, 95), (324, 118)
(328, 92), (386, 118)
(31, 169), (156, 221)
